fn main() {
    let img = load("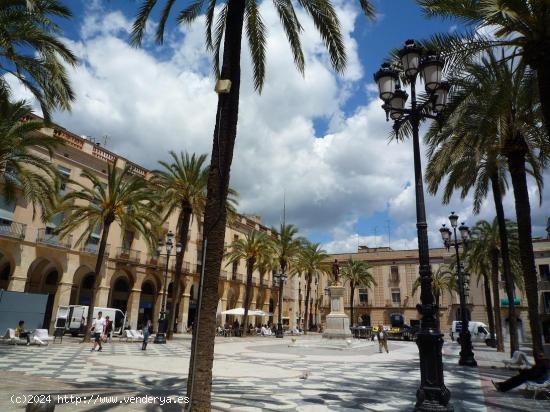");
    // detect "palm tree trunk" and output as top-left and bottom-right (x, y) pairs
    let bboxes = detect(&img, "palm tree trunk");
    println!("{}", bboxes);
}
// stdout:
(303, 273), (311, 334)
(490, 173), (519, 355)
(242, 258), (254, 336)
(83, 220), (111, 343)
(482, 272), (496, 345)
(491, 250), (505, 352)
(507, 148), (545, 364)
(166, 206), (192, 340)
(350, 284), (355, 327)
(185, 0), (245, 407)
